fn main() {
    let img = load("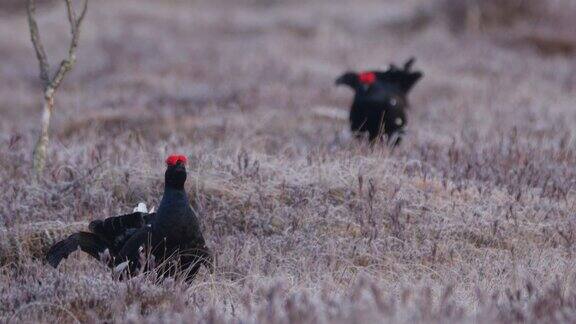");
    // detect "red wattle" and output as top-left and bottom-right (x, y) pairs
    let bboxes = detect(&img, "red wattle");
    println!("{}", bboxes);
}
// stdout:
(166, 154), (188, 166)
(359, 72), (376, 85)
